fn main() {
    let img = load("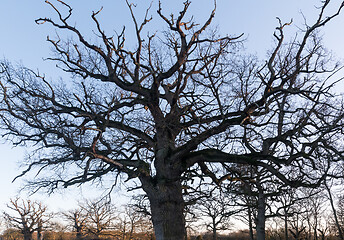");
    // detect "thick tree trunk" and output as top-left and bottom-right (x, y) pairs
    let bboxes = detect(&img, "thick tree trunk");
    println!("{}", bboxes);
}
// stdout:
(23, 229), (33, 240)
(314, 224), (318, 240)
(141, 176), (187, 240)
(256, 189), (266, 240)
(76, 229), (83, 240)
(212, 223), (217, 240)
(75, 222), (83, 240)
(37, 220), (43, 240)
(37, 230), (43, 240)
